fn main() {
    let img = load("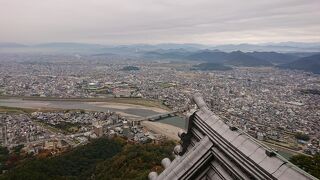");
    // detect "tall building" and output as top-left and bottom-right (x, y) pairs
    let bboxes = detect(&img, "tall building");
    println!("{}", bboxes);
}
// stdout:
(149, 94), (317, 180)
